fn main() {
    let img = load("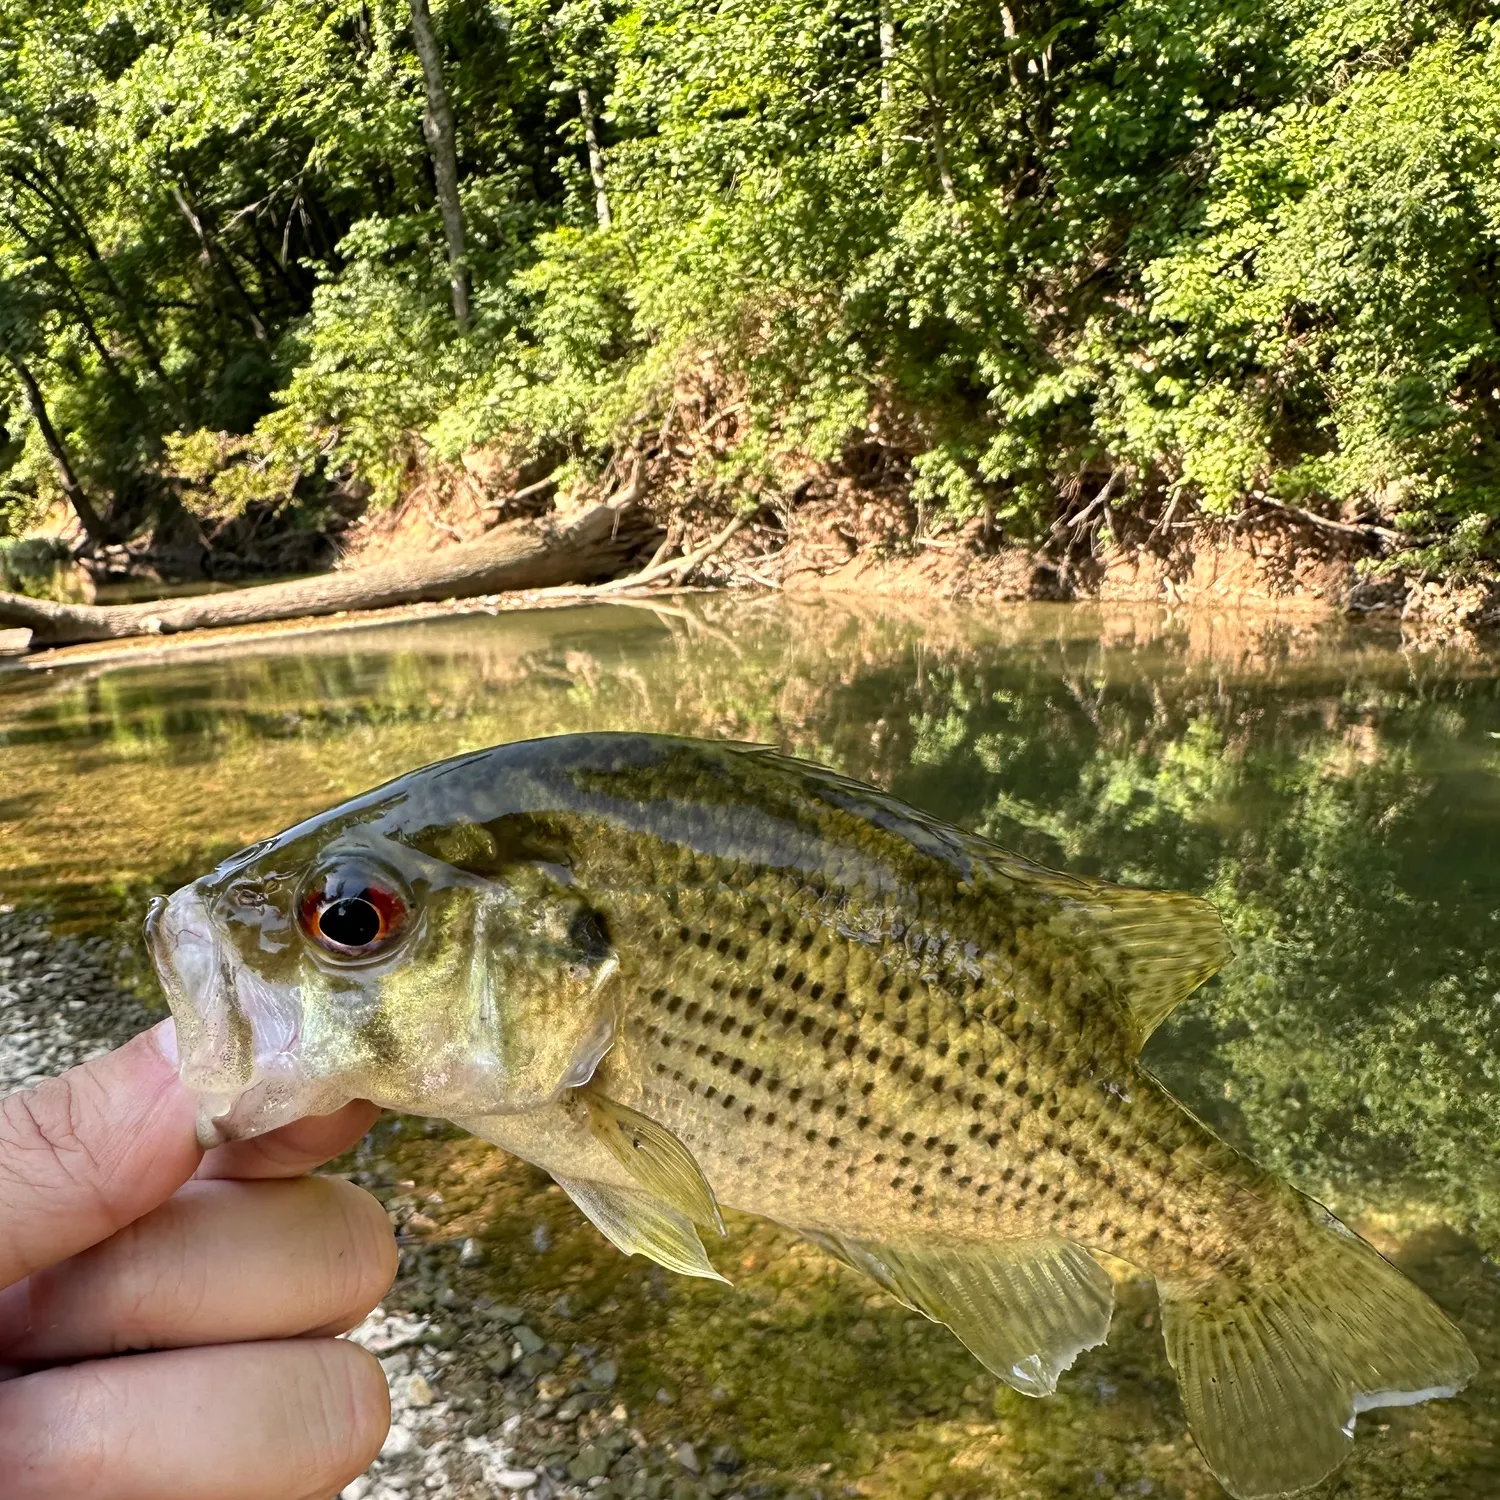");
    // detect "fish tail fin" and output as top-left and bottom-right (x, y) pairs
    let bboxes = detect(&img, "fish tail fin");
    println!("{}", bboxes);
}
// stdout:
(1158, 1203), (1476, 1500)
